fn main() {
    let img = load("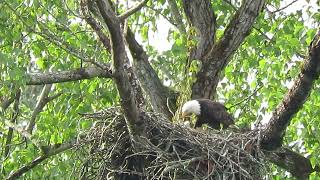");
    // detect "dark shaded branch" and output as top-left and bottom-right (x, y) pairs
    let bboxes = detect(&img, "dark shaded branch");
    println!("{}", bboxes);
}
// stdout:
(265, 147), (320, 179)
(0, 91), (16, 113)
(4, 89), (21, 158)
(125, 29), (177, 118)
(182, 0), (216, 60)
(6, 139), (78, 180)
(191, 0), (265, 99)
(261, 31), (320, 150)
(26, 66), (112, 85)
(167, 0), (186, 34)
(95, 0), (141, 136)
(269, 0), (298, 14)
(118, 0), (149, 21)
